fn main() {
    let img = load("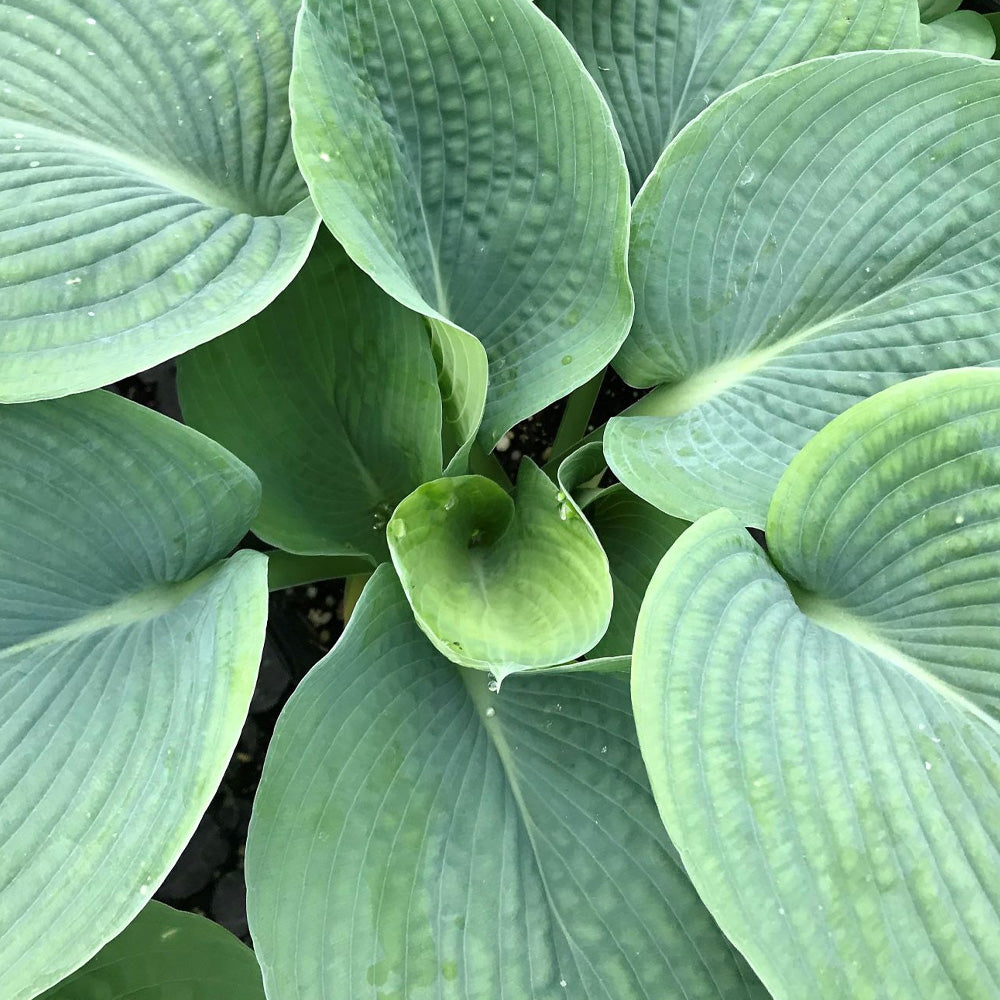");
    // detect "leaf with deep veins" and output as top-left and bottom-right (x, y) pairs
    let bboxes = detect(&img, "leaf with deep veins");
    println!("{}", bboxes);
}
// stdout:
(0, 391), (267, 1000)
(607, 51), (1000, 527)
(0, 0), (317, 401)
(246, 564), (769, 1000)
(633, 369), (1000, 1000)
(290, 0), (633, 446)
(538, 0), (920, 192)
